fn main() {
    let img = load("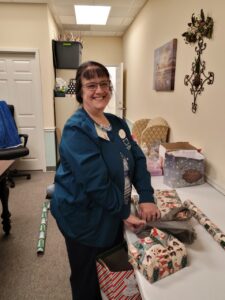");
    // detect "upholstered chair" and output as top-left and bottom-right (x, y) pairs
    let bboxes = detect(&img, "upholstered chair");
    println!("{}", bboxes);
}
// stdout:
(131, 118), (150, 145)
(140, 117), (169, 149)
